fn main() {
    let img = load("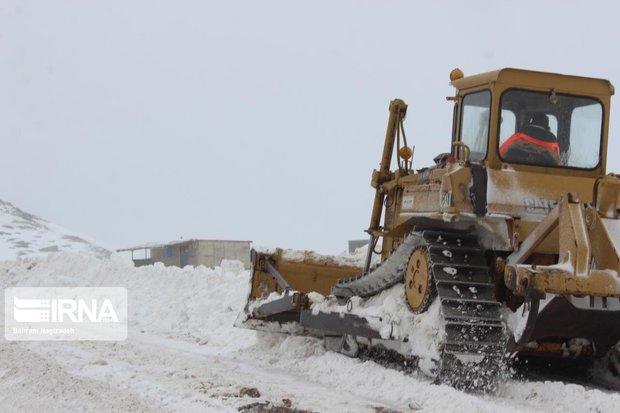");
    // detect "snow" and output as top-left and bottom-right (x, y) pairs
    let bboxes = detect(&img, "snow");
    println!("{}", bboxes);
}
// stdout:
(443, 266), (458, 276)
(0, 200), (110, 260)
(544, 257), (576, 274)
(2, 252), (620, 412)
(1, 203), (620, 412)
